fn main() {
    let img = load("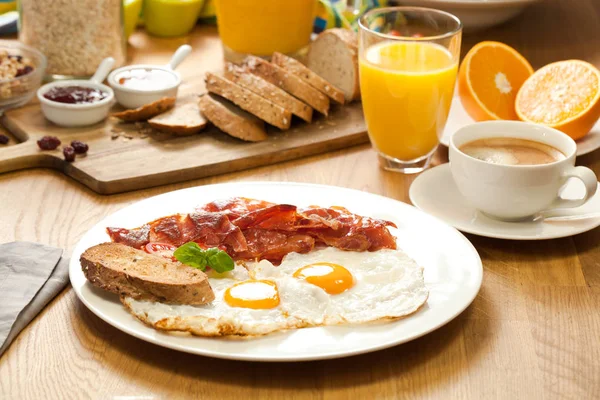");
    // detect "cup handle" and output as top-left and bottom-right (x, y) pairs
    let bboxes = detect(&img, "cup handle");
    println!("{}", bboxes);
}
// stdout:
(547, 166), (598, 210)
